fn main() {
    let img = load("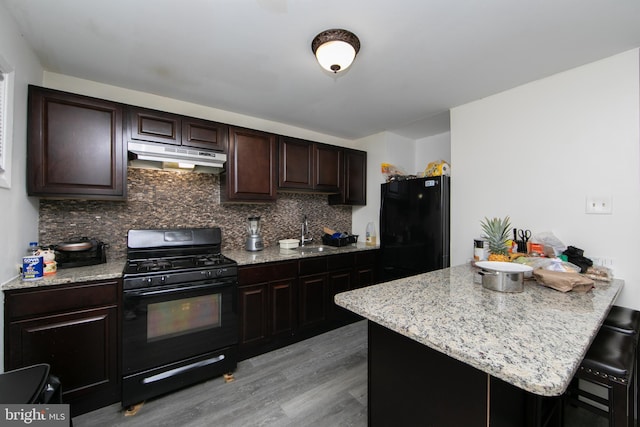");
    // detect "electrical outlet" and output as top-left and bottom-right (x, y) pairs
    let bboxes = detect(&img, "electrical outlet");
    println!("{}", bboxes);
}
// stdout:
(585, 196), (612, 214)
(591, 257), (615, 268)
